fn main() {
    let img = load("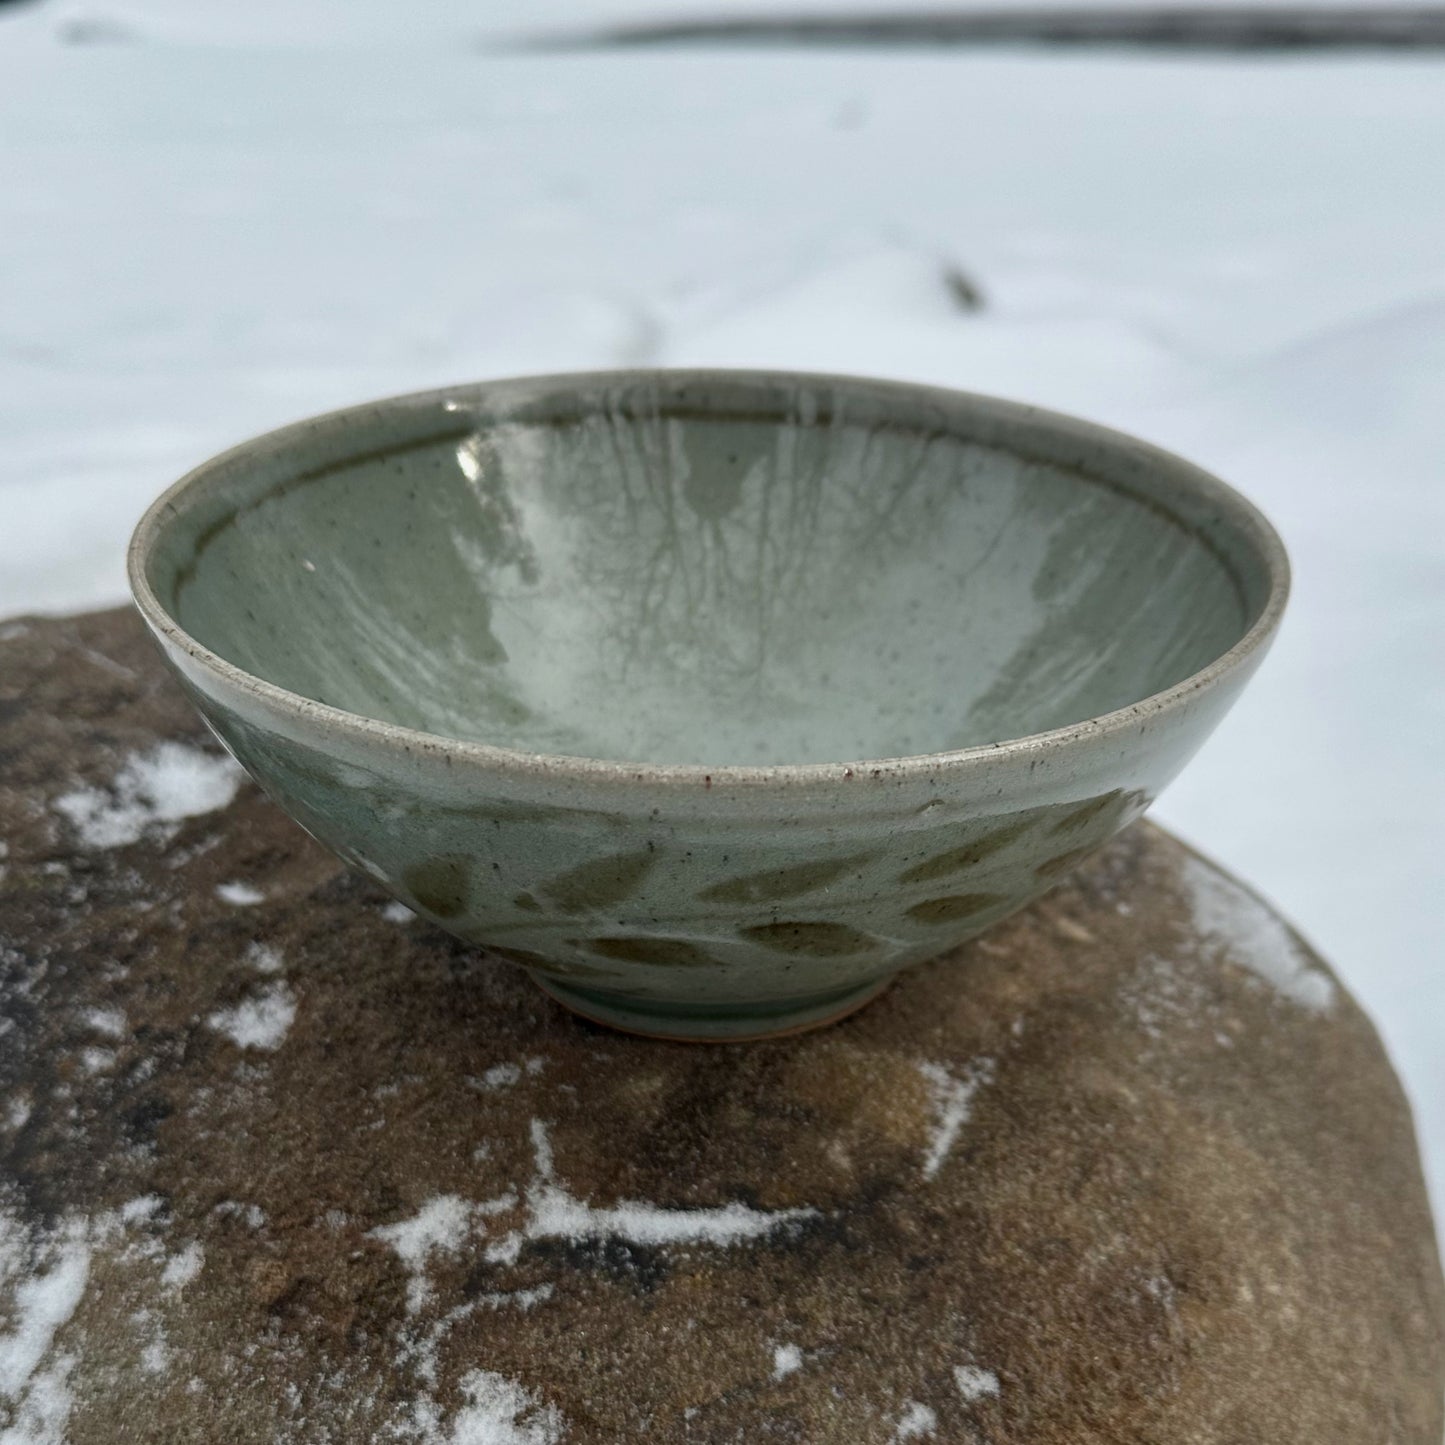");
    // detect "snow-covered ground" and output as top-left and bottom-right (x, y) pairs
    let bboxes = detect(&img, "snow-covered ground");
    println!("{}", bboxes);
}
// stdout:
(17, 0), (1445, 50)
(1, 2), (1442, 1216)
